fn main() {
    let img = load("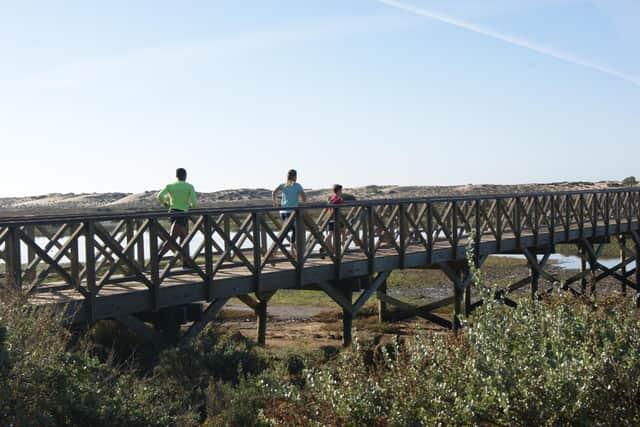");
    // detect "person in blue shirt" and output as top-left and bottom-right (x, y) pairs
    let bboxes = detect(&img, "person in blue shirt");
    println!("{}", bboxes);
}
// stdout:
(272, 169), (307, 258)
